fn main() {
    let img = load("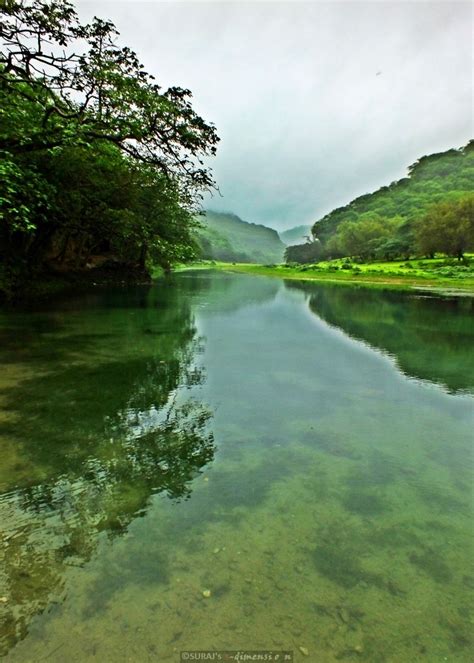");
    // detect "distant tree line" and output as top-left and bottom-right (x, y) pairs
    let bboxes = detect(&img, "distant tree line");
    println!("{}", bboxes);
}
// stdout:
(0, 0), (219, 296)
(286, 143), (474, 264)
